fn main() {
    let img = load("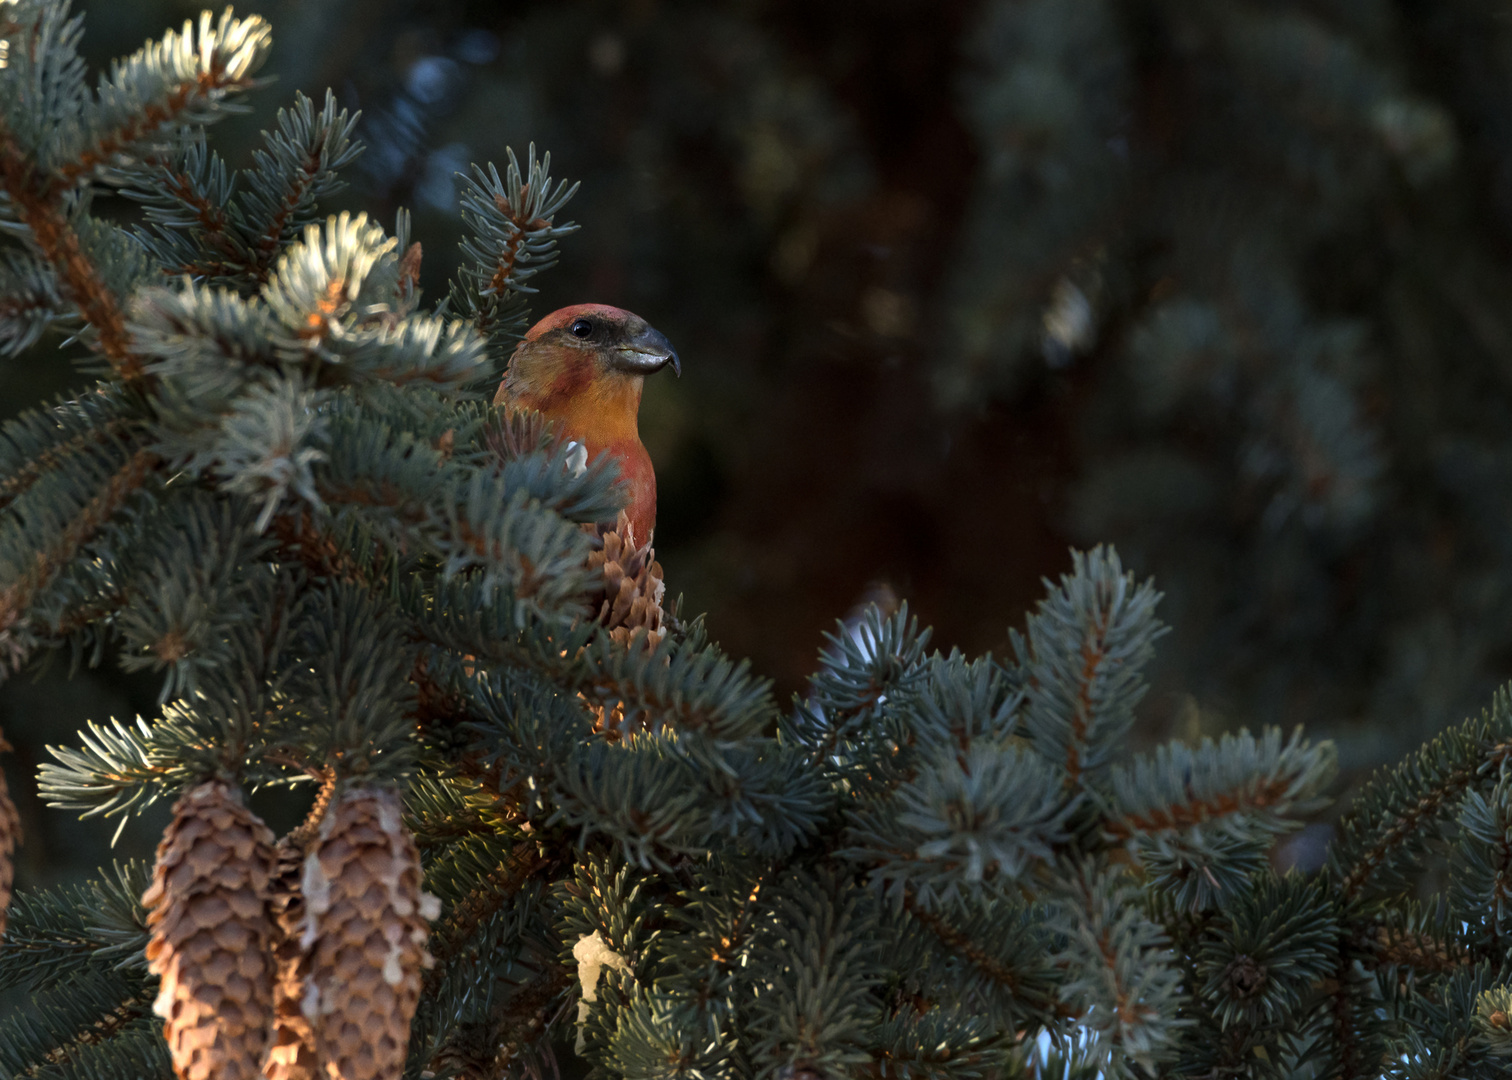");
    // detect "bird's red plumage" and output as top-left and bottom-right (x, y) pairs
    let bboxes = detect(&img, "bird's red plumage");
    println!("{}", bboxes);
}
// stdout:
(494, 304), (674, 545)
(522, 303), (631, 342)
